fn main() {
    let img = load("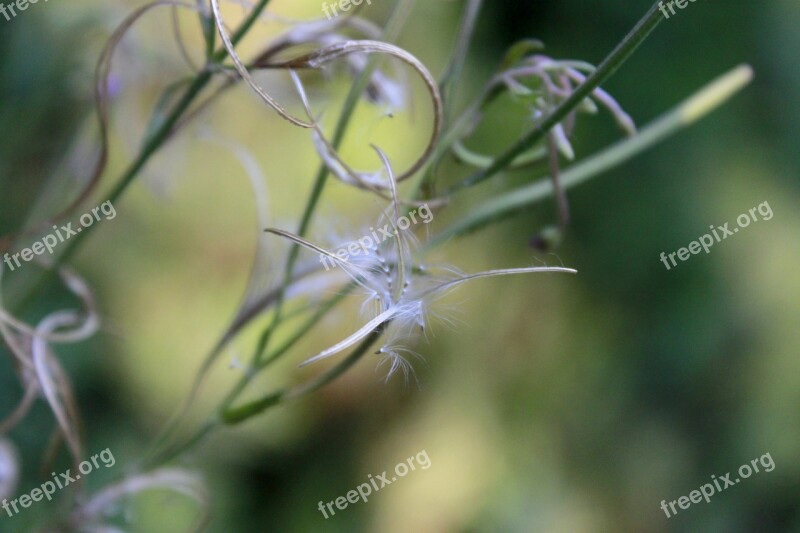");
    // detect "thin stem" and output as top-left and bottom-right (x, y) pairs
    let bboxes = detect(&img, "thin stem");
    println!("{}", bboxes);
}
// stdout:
(430, 65), (754, 245)
(223, 325), (385, 425)
(439, 0), (483, 121)
(141, 418), (218, 470)
(447, 0), (665, 193)
(258, 284), (354, 369)
(146, 63), (753, 469)
(15, 0), (275, 311)
(65, 0), (273, 263)
(149, 2), (415, 464)
(250, 0), (414, 366)
(546, 133), (569, 232)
